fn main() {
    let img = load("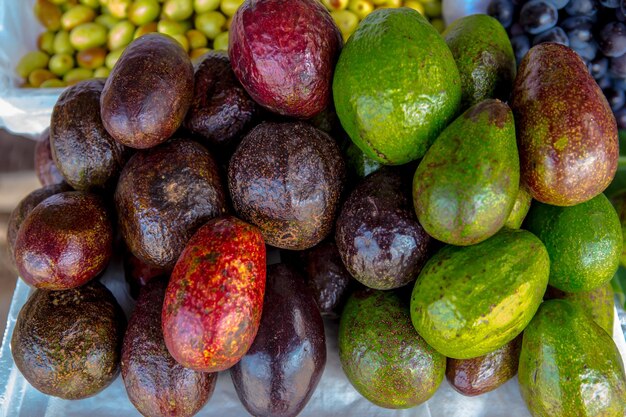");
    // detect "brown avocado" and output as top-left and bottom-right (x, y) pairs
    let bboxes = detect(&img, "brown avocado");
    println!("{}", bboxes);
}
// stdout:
(34, 129), (65, 186)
